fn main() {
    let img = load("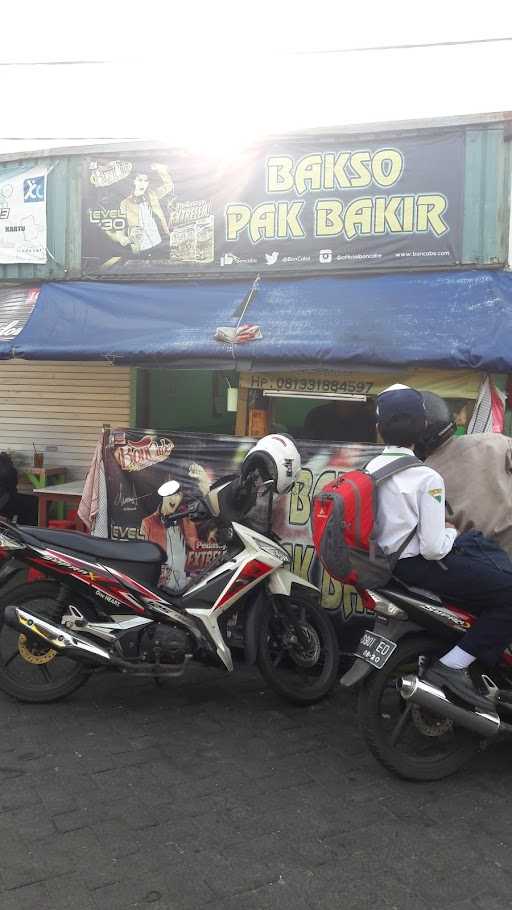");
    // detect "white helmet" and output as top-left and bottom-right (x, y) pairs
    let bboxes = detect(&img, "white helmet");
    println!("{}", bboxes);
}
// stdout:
(241, 434), (301, 494)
